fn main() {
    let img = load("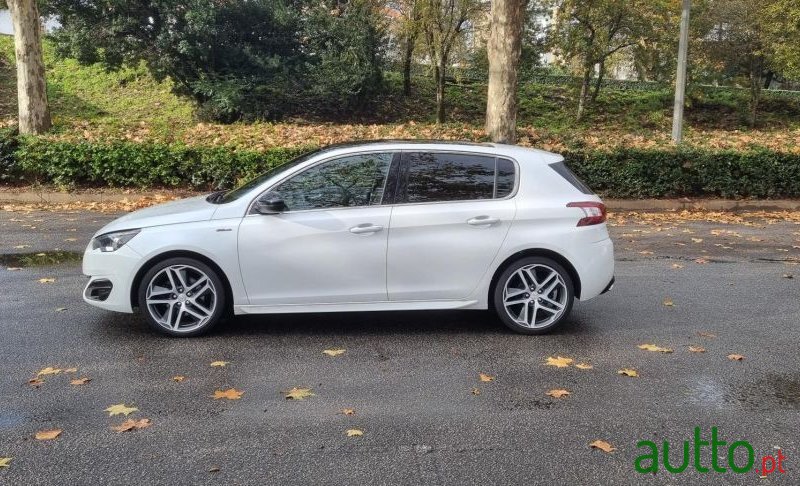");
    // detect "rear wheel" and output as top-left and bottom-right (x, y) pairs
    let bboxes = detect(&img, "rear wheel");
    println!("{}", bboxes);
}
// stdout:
(493, 256), (574, 334)
(137, 257), (226, 337)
